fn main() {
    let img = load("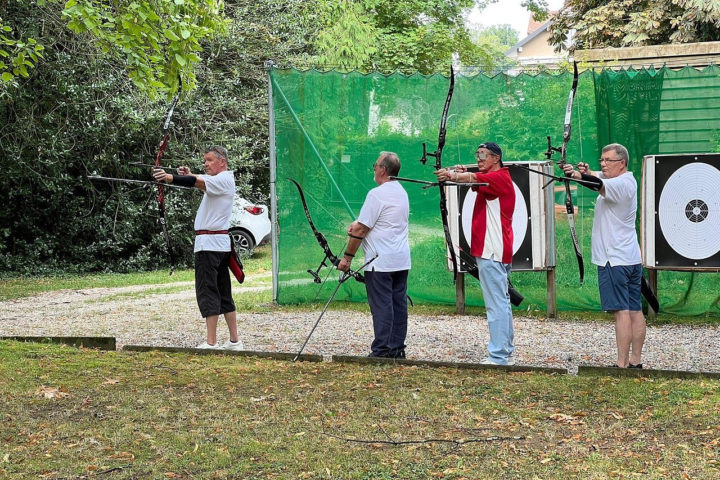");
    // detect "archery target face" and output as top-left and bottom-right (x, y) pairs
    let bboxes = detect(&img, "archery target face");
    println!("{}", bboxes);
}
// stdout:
(461, 182), (528, 255)
(658, 162), (720, 260)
